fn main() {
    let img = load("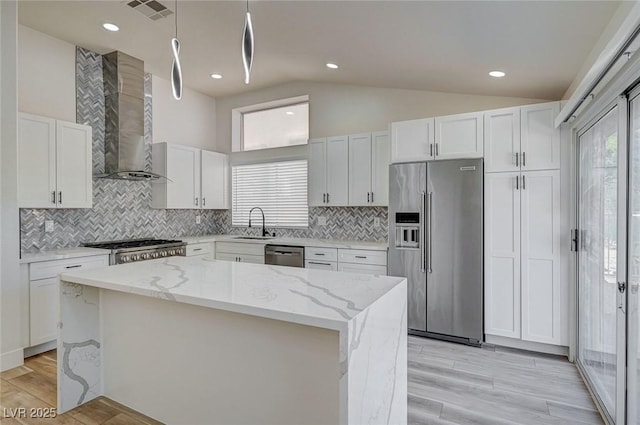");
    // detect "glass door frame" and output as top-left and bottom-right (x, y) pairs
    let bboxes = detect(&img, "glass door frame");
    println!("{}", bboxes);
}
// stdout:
(575, 95), (628, 425)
